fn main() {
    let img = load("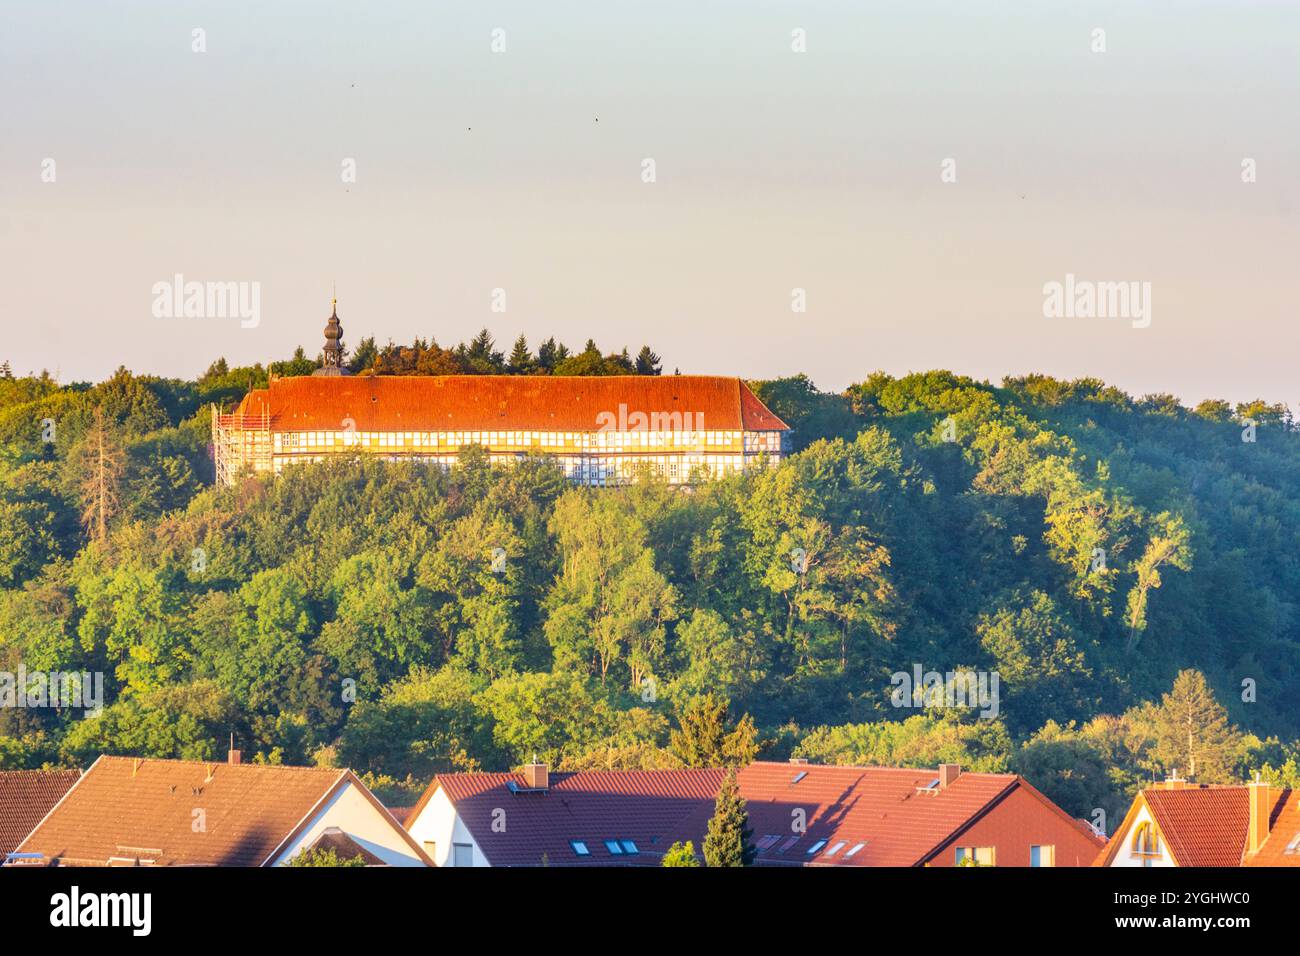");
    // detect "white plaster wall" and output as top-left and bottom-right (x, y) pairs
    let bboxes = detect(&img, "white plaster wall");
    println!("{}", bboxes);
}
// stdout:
(1107, 804), (1176, 868)
(272, 781), (428, 867)
(405, 786), (490, 867)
